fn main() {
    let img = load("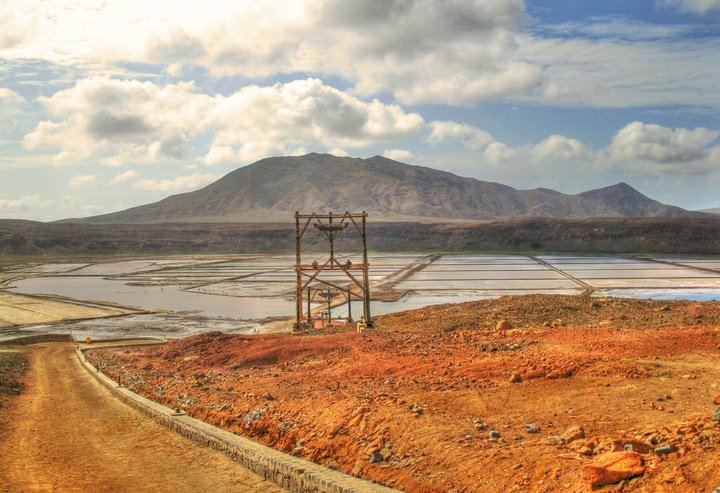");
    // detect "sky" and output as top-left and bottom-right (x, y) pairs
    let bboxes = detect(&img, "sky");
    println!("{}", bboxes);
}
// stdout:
(0, 0), (719, 221)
